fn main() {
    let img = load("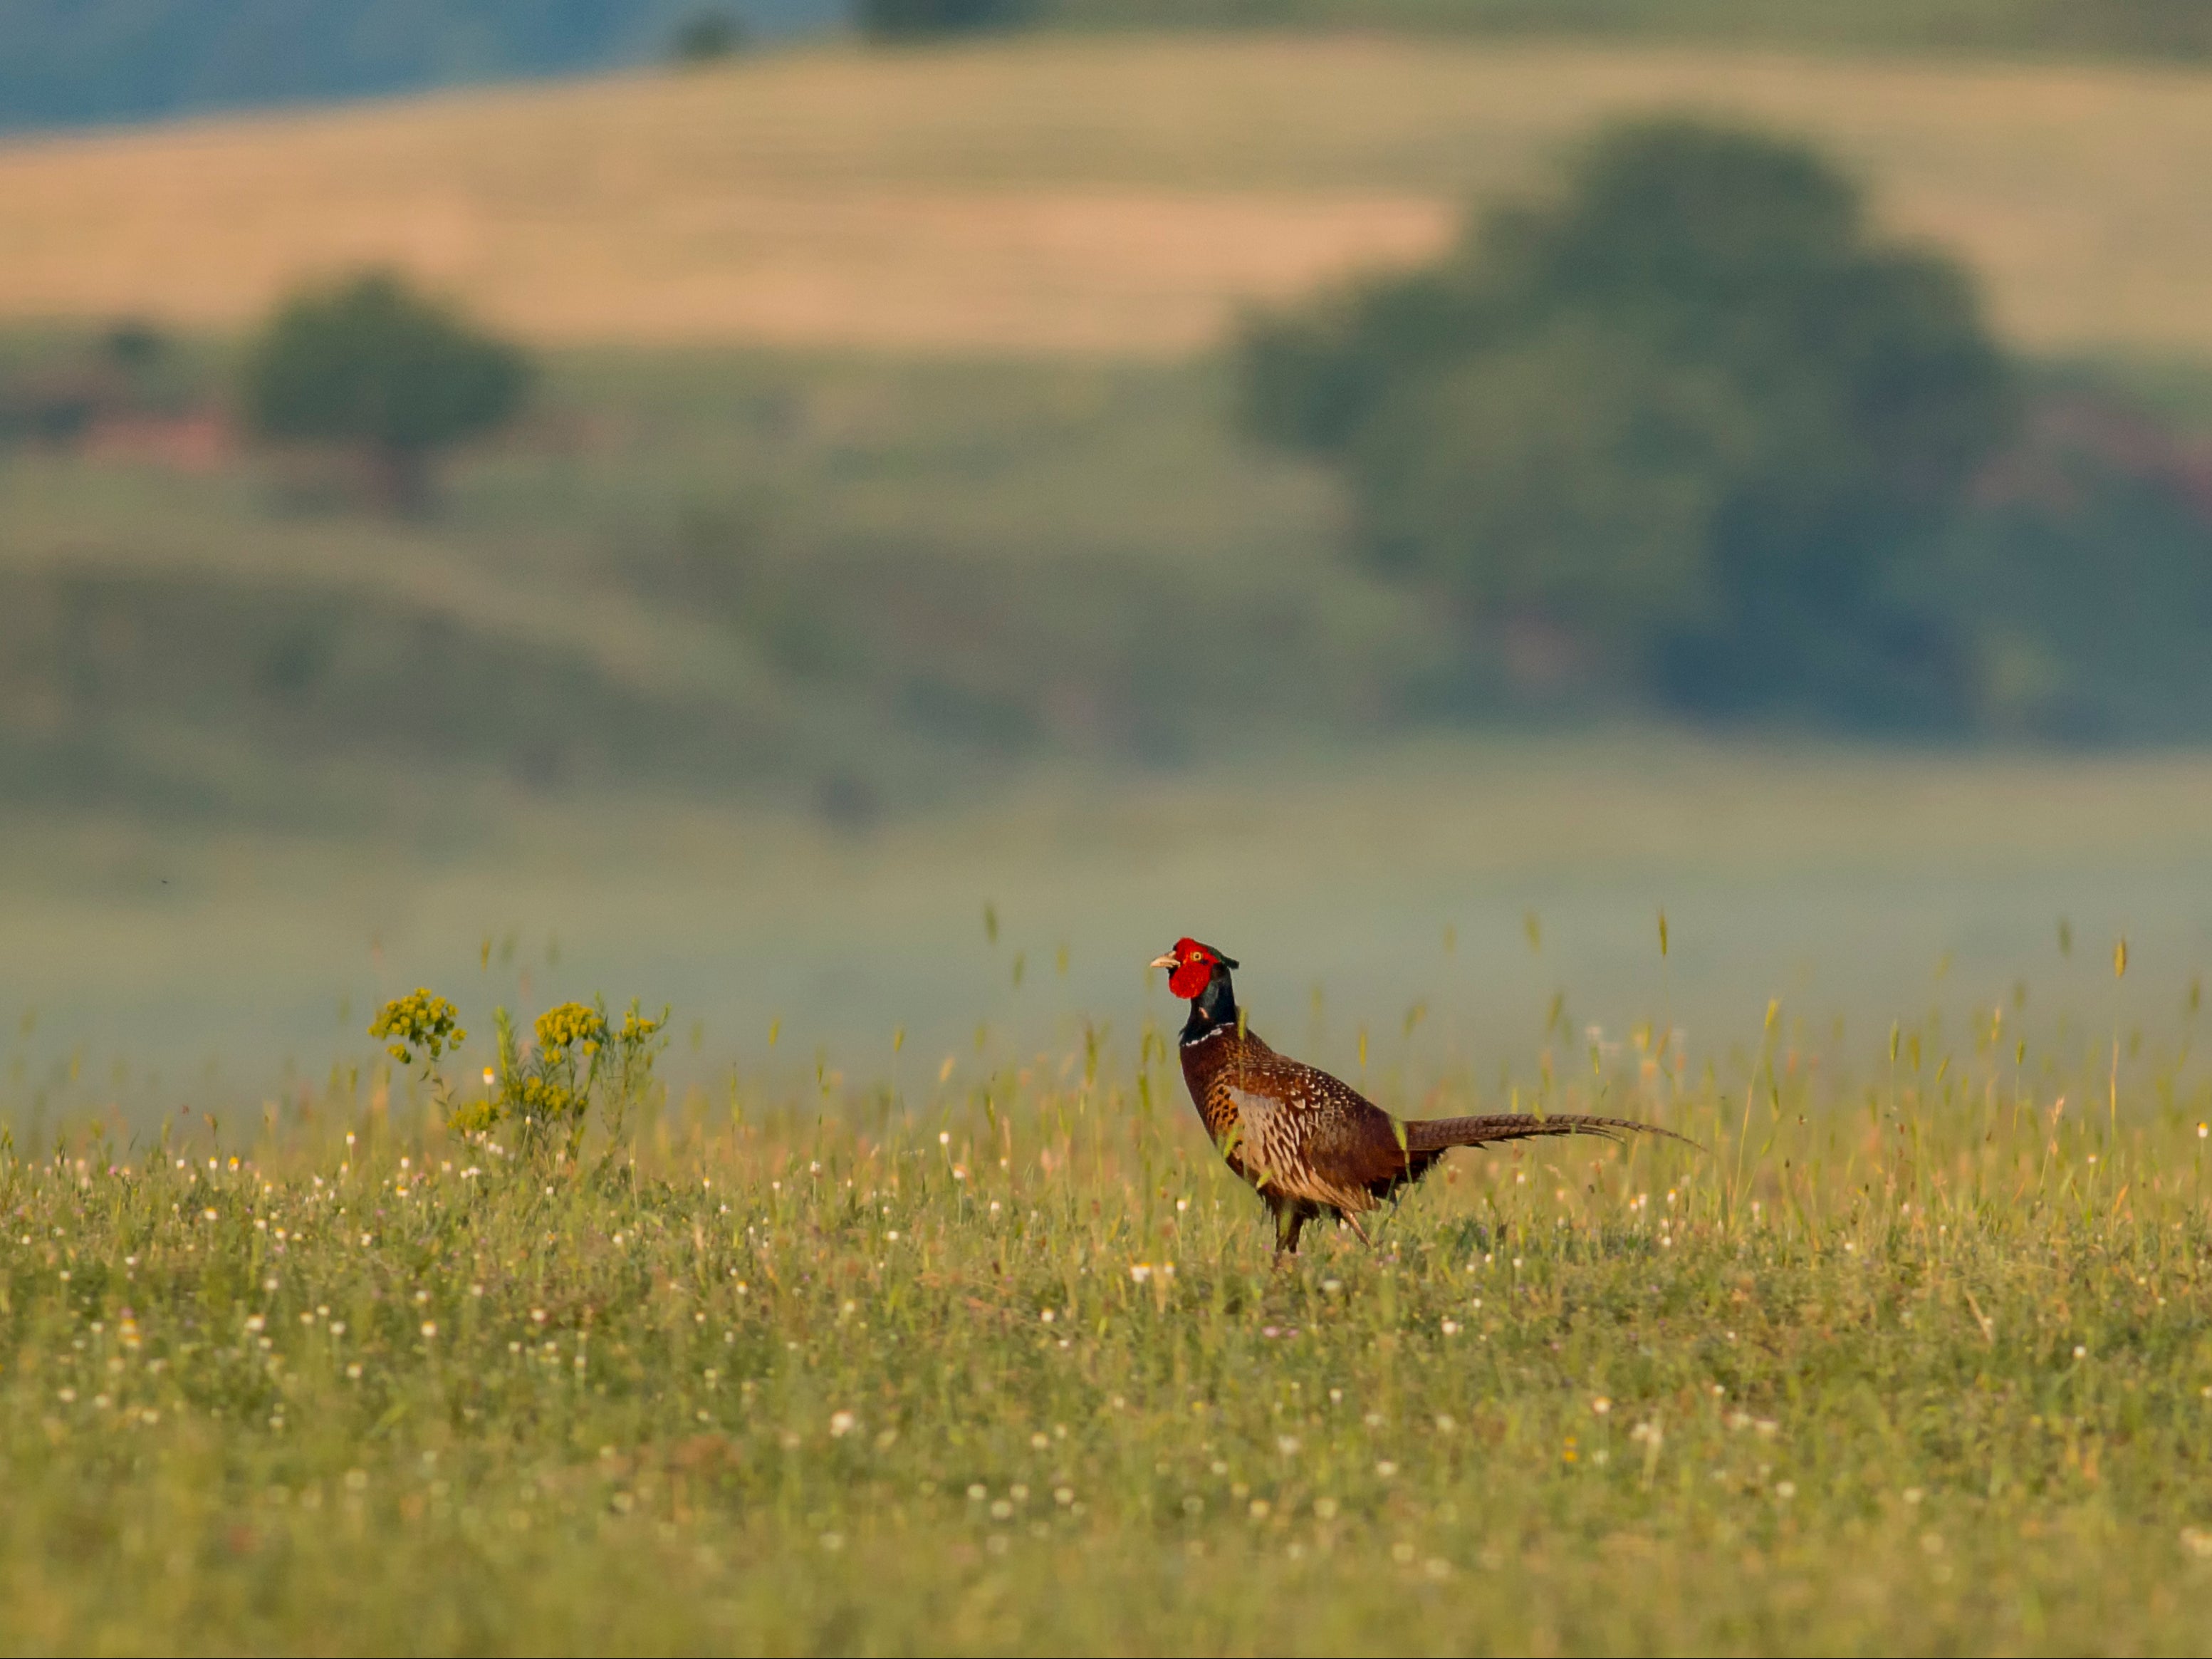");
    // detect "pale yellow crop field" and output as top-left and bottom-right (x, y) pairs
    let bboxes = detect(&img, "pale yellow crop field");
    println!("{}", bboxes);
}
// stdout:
(1, 34), (2209, 354)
